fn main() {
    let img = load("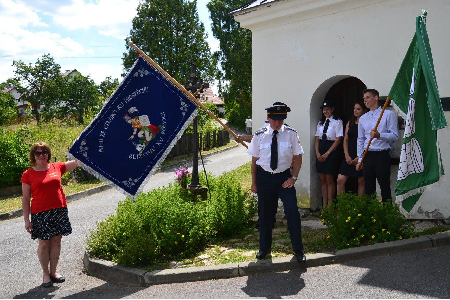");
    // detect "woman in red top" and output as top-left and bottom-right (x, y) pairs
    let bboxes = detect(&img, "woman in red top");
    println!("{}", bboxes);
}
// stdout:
(21, 142), (78, 288)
